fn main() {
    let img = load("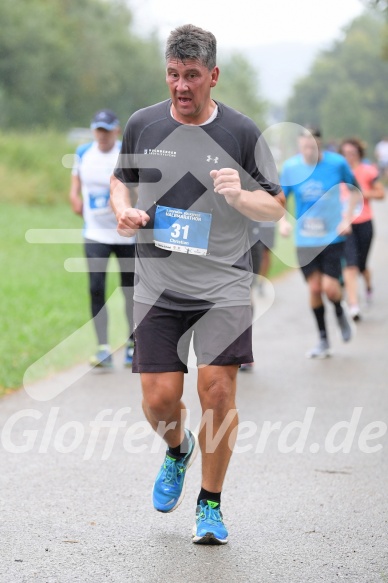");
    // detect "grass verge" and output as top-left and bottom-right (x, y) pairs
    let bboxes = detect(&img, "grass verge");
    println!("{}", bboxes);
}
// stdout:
(0, 202), (127, 396)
